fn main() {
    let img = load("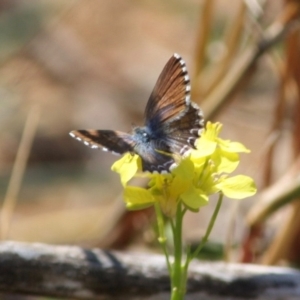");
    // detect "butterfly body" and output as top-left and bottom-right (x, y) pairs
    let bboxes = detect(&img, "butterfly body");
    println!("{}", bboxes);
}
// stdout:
(70, 53), (204, 173)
